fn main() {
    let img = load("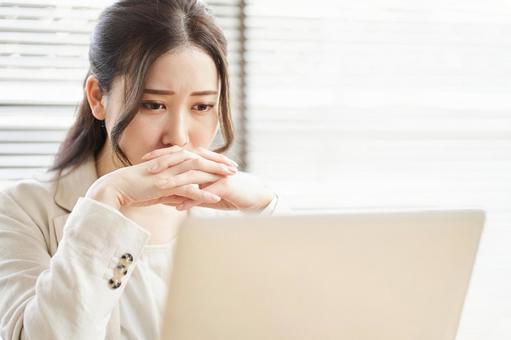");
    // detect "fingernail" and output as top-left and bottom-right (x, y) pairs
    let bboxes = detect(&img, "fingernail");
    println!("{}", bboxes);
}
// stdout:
(226, 165), (238, 173)
(229, 160), (239, 167)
